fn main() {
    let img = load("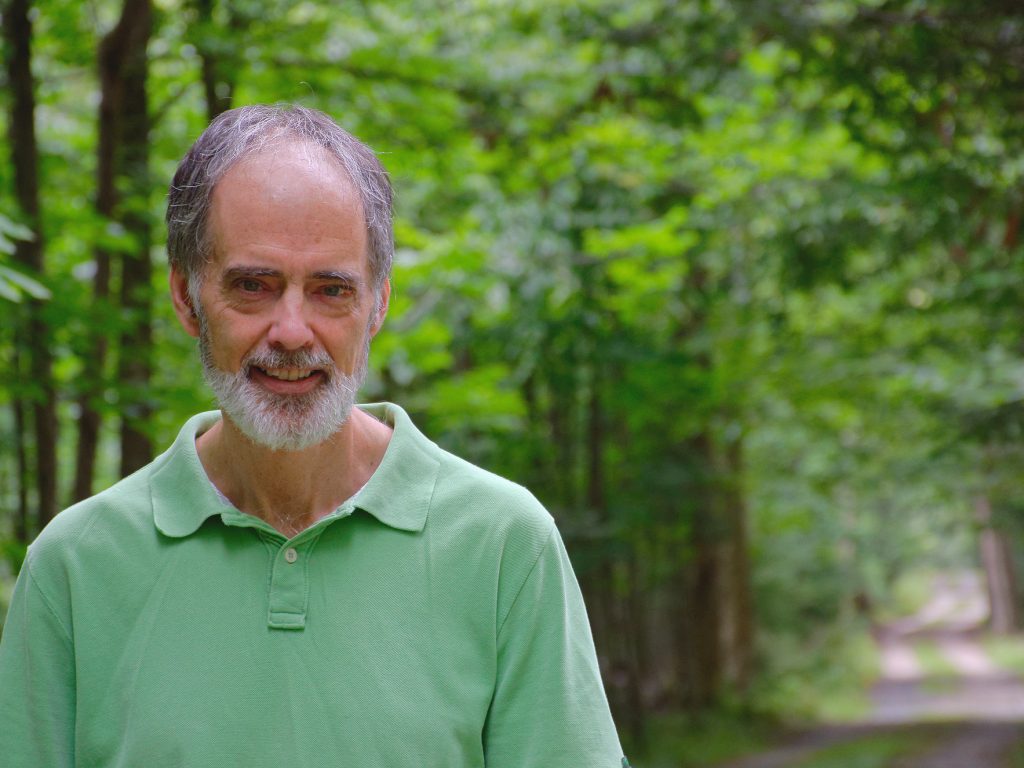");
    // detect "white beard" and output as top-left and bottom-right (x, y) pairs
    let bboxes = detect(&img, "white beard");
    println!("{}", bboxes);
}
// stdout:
(198, 325), (368, 452)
